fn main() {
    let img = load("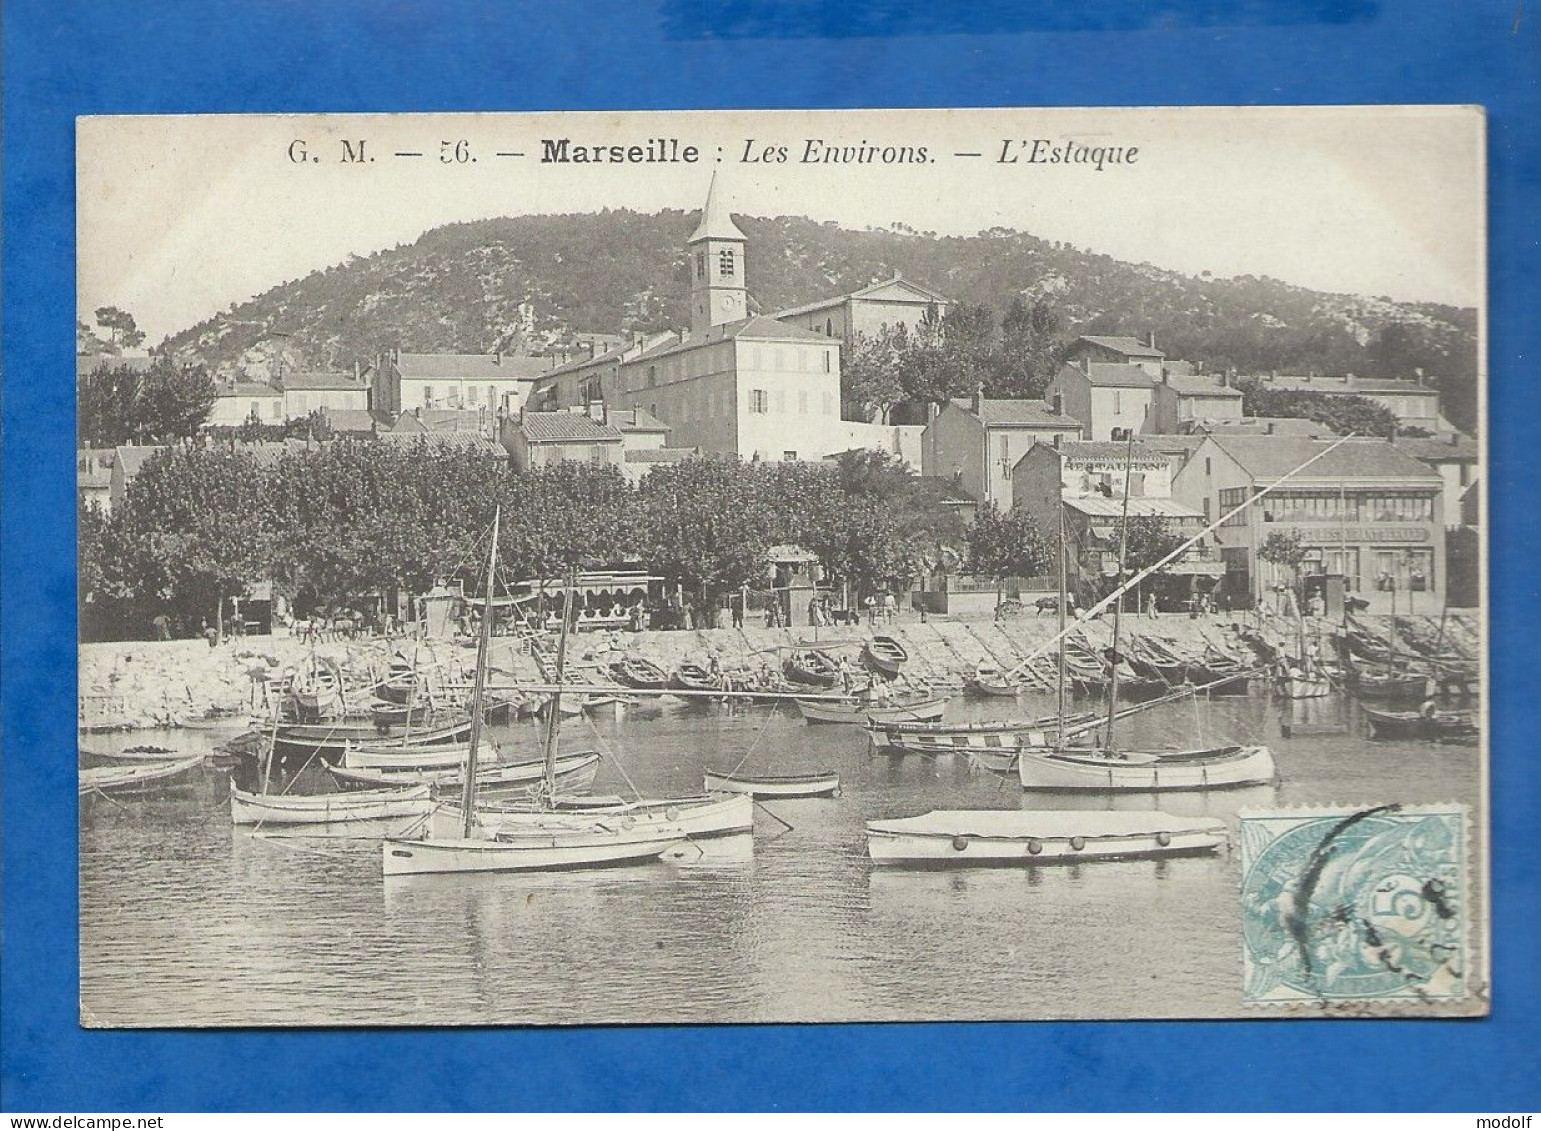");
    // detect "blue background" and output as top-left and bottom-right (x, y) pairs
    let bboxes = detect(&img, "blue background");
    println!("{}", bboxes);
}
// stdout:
(4, 0), (1538, 1112)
